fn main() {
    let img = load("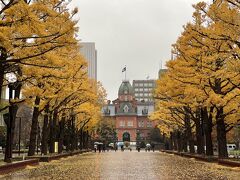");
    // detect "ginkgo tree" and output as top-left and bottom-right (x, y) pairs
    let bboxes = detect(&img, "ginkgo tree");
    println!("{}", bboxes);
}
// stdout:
(152, 0), (240, 158)
(1, 0), (106, 160)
